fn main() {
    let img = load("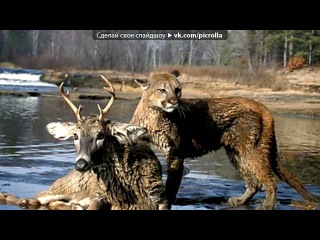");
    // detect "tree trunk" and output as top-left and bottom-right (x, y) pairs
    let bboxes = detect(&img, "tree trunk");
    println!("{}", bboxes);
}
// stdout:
(1, 30), (9, 59)
(188, 40), (194, 65)
(247, 57), (253, 72)
(289, 34), (293, 58)
(126, 41), (134, 72)
(32, 30), (40, 56)
(308, 30), (314, 65)
(263, 47), (267, 68)
(284, 36), (288, 68)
